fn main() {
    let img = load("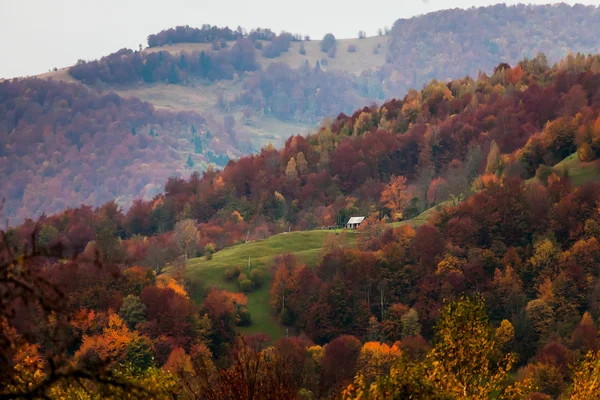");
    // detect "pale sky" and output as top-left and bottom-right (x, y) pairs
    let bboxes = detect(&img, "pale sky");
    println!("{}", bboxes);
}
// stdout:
(2, 0), (600, 79)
